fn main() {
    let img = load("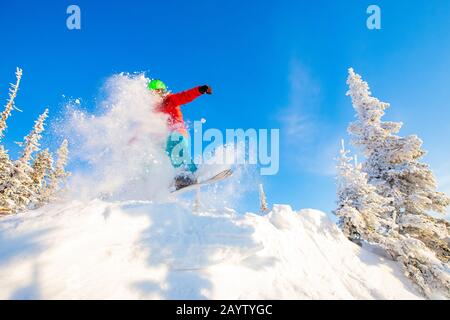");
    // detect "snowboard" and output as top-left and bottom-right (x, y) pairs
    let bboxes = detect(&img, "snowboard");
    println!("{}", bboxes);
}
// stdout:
(171, 169), (233, 194)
